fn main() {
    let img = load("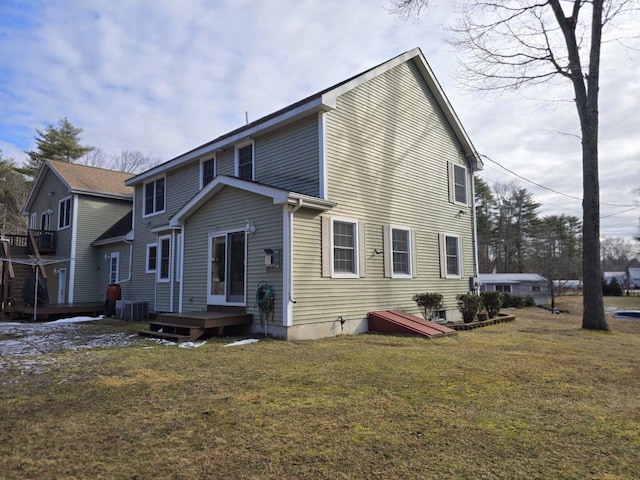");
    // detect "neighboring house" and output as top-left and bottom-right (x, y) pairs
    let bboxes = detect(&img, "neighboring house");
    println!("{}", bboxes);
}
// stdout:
(626, 267), (640, 289)
(20, 161), (133, 305)
(124, 48), (483, 339)
(479, 273), (548, 305)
